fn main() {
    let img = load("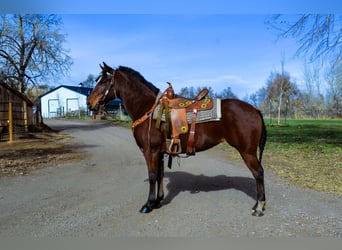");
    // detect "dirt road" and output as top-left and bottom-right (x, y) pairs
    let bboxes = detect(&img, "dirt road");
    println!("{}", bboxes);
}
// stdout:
(0, 119), (341, 237)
